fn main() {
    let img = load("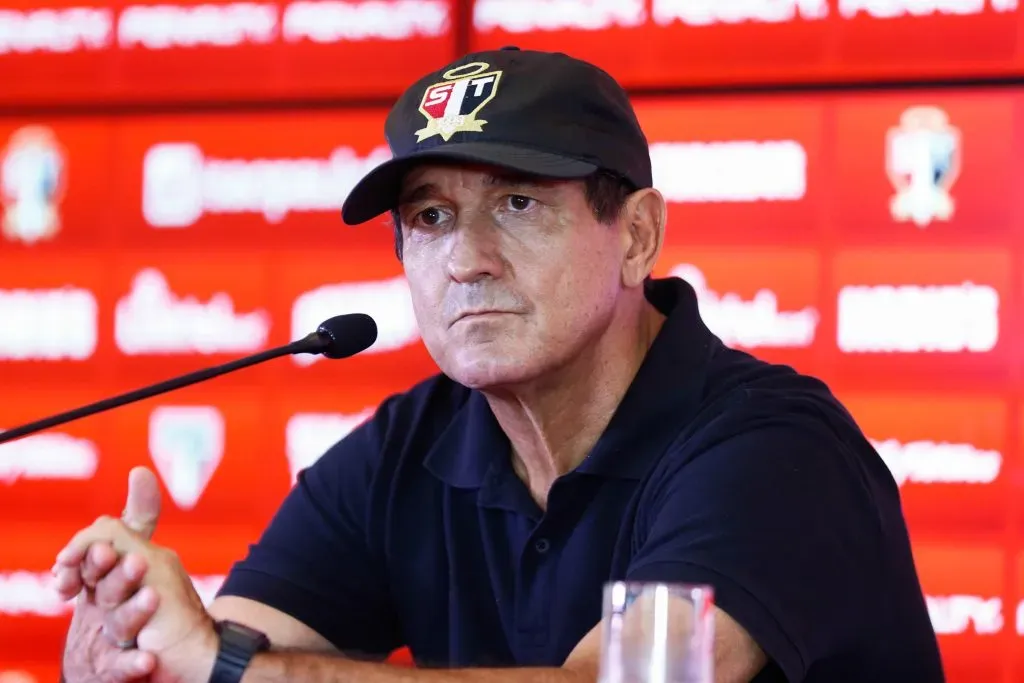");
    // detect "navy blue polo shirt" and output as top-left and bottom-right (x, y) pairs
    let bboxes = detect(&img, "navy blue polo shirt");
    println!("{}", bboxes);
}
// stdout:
(218, 277), (945, 682)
